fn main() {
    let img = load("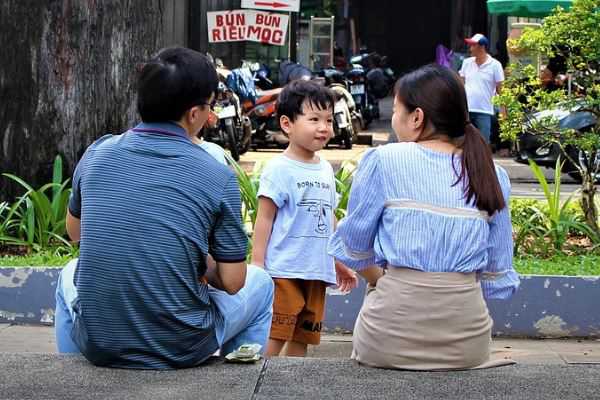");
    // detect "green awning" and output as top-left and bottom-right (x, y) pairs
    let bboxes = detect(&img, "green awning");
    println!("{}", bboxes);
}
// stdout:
(487, 0), (572, 17)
